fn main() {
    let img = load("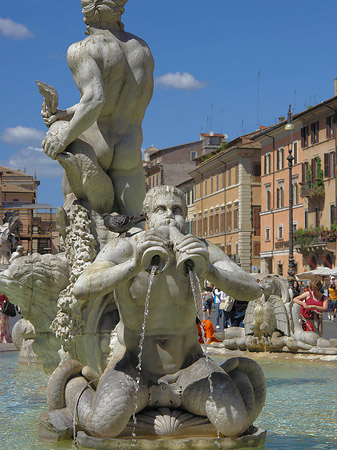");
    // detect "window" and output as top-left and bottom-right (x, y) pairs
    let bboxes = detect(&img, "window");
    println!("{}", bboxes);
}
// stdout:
(277, 262), (283, 276)
(330, 204), (336, 227)
(265, 227), (270, 241)
(276, 182), (284, 209)
(204, 179), (207, 196)
(220, 207), (225, 232)
(233, 203), (239, 229)
(235, 164), (239, 184)
(315, 207), (319, 228)
(324, 151), (335, 178)
(265, 185), (271, 211)
(210, 176), (213, 194)
(292, 141), (298, 165)
(311, 157), (318, 181)
(252, 162), (261, 182)
(293, 177), (299, 205)
(301, 126), (309, 148)
(228, 167), (231, 186)
(253, 207), (261, 236)
(203, 212), (208, 236)
(199, 181), (203, 198)
(226, 205), (232, 232)
(264, 153), (271, 174)
(326, 115), (335, 138)
(209, 212), (213, 235)
(197, 213), (202, 237)
(293, 222), (298, 232)
(311, 121), (319, 144)
(190, 151), (197, 161)
(304, 210), (308, 229)
(254, 242), (260, 256)
(277, 147), (284, 170)
(222, 172), (226, 188)
(215, 209), (219, 233)
(235, 243), (239, 257)
(302, 161), (309, 183)
(277, 224), (283, 240)
(215, 174), (219, 191)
